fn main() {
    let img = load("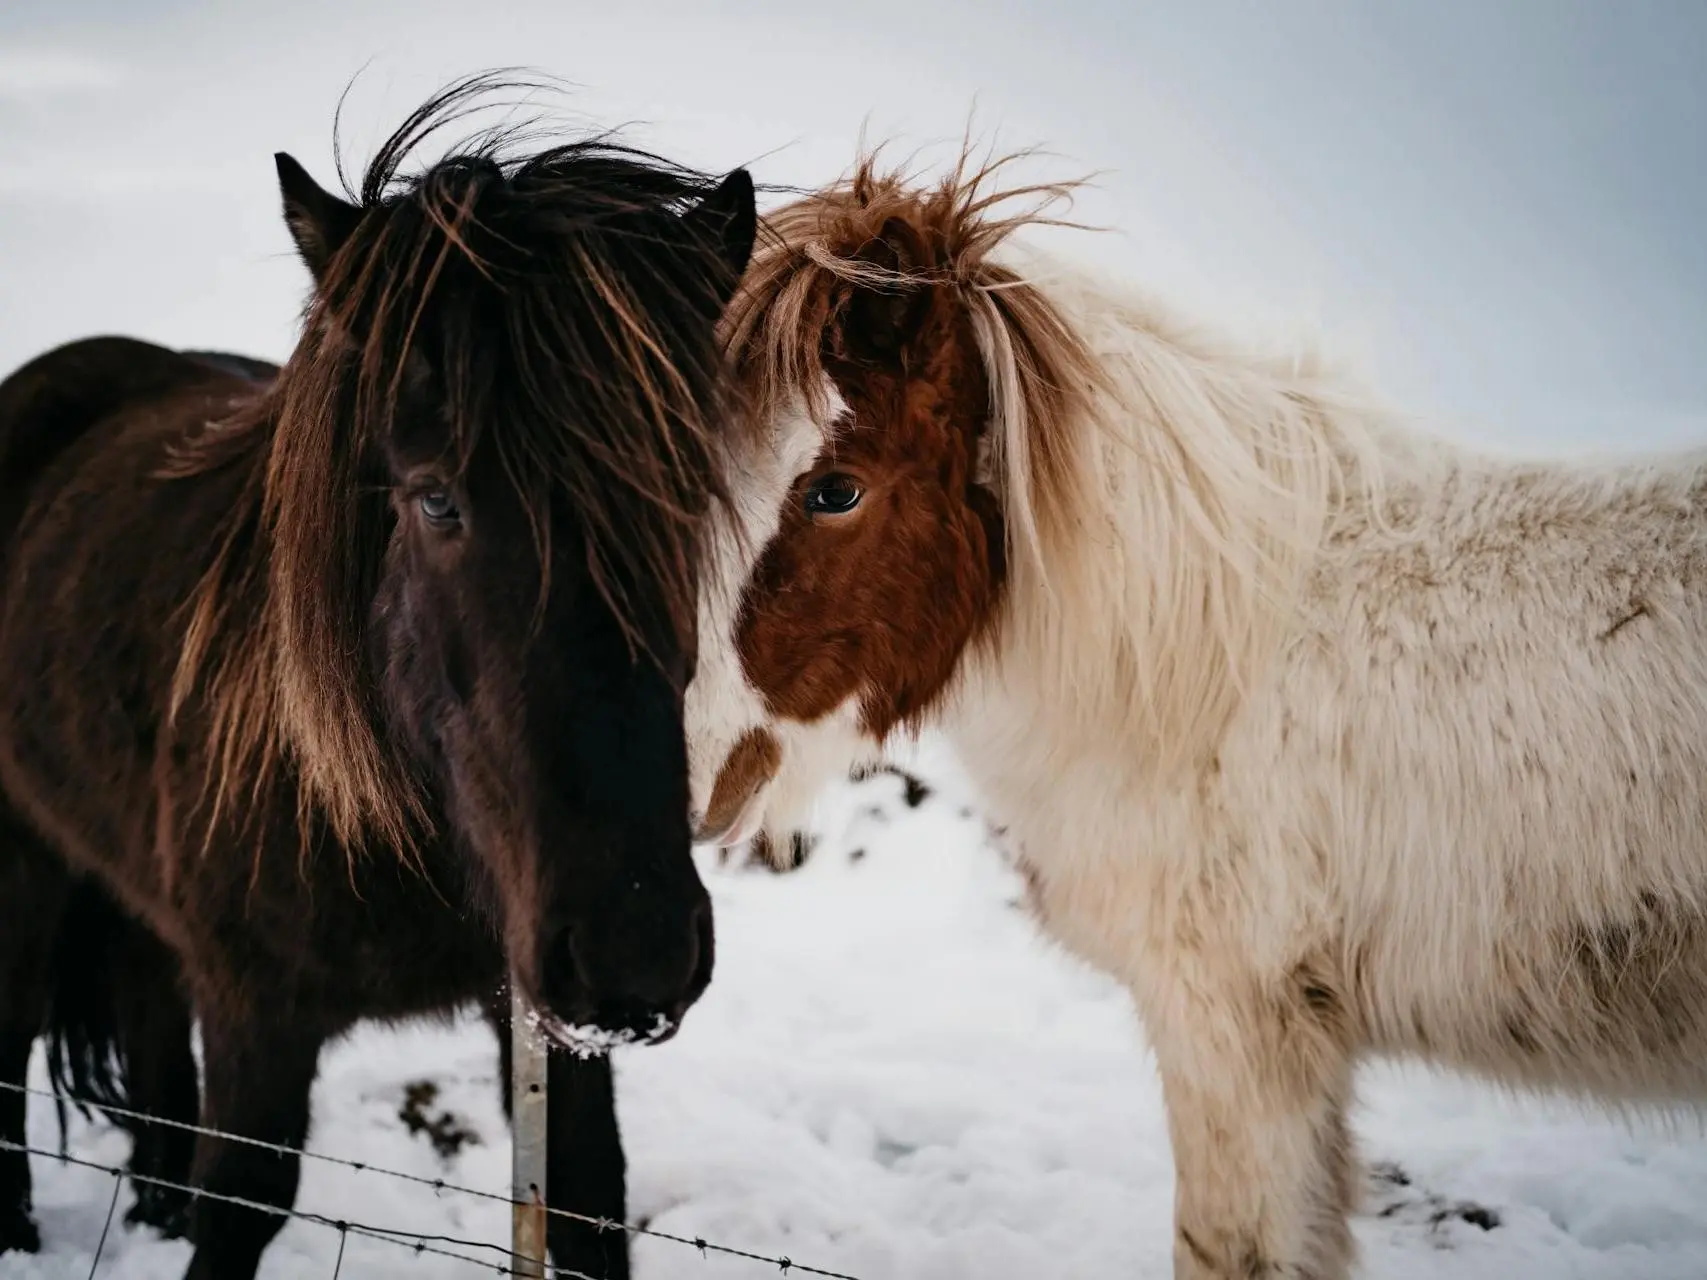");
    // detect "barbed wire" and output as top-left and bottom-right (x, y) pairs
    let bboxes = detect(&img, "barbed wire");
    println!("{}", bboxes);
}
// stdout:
(0, 1078), (861, 1279)
(1, 1137), (598, 1277)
